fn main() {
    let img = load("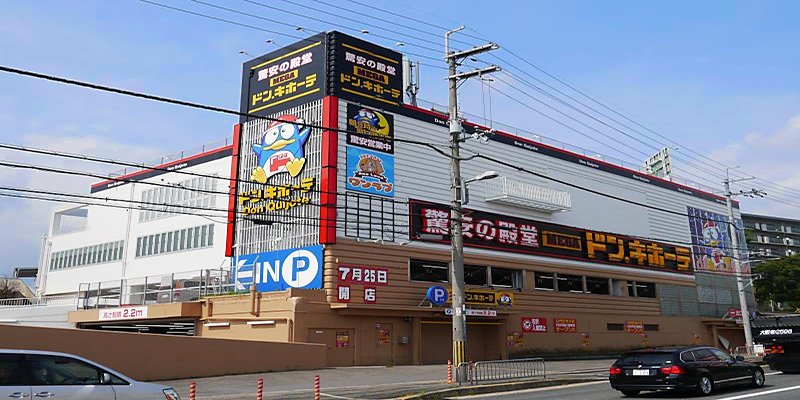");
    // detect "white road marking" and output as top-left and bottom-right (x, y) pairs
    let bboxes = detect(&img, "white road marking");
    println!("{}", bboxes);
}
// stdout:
(715, 384), (800, 400)
(451, 380), (607, 399)
(765, 371), (783, 376)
